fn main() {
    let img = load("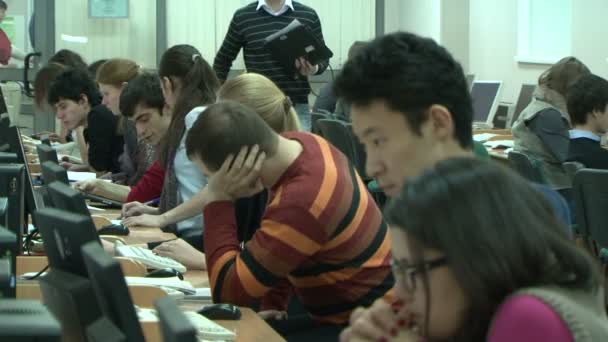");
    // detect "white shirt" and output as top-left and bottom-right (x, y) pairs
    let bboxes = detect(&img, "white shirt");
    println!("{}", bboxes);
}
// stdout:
(174, 106), (207, 231)
(569, 129), (601, 142)
(257, 0), (293, 16)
